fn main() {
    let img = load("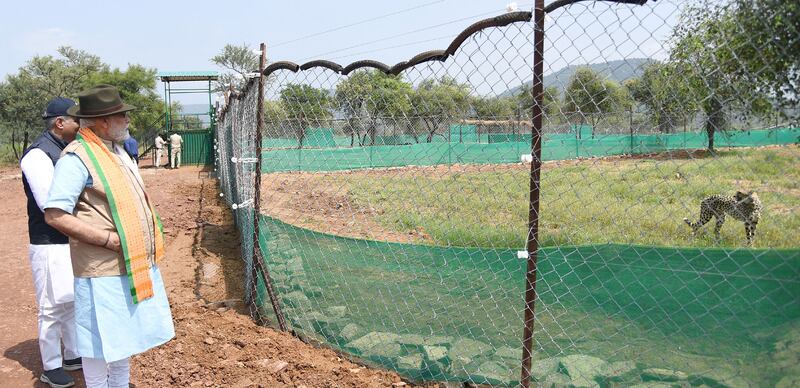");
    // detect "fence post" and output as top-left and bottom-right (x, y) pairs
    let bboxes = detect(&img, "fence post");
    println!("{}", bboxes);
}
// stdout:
(629, 108), (634, 154)
(521, 1), (545, 386)
(448, 125), (452, 165)
(253, 42), (288, 331)
(517, 107), (522, 160)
